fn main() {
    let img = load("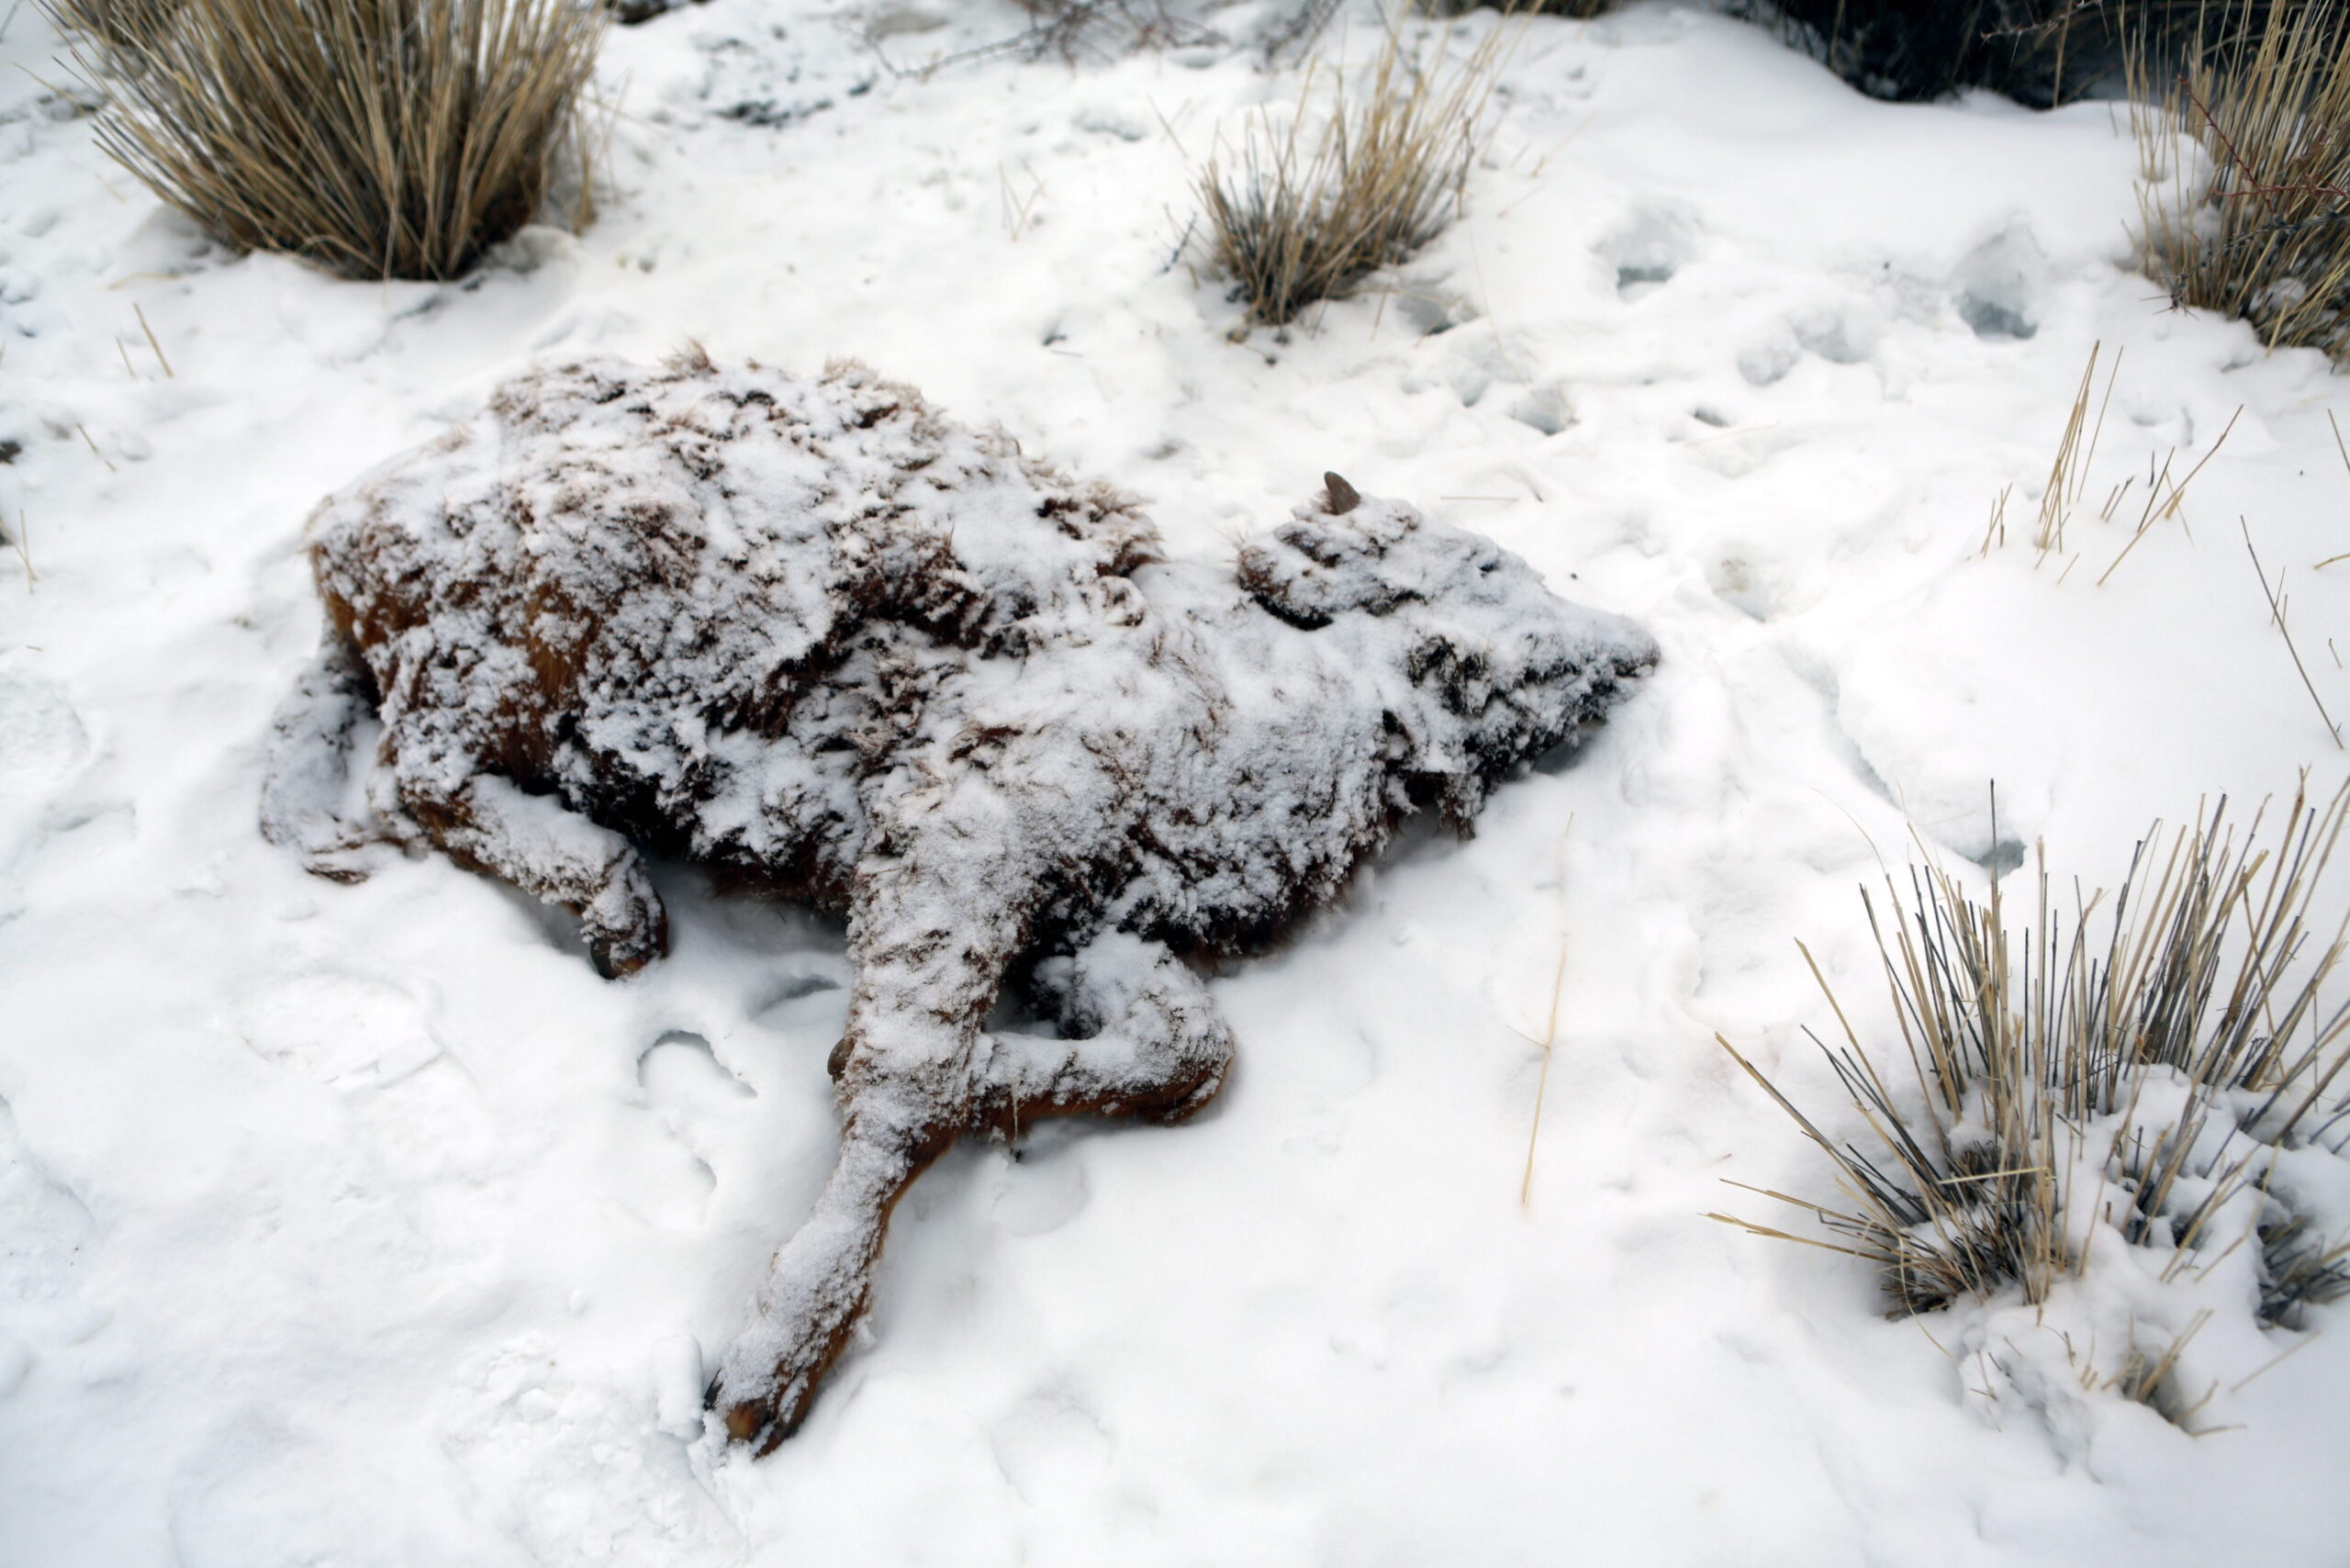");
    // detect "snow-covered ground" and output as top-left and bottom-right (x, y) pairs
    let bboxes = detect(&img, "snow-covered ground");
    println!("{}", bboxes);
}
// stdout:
(4, 2), (2348, 1562)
